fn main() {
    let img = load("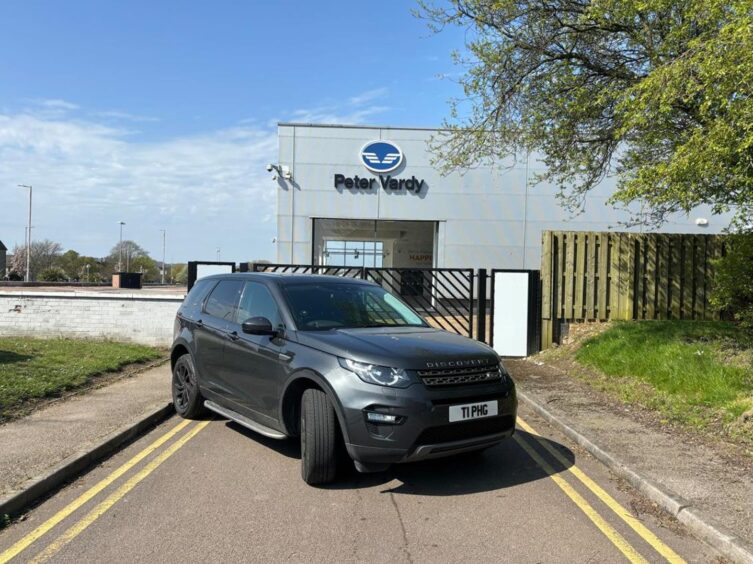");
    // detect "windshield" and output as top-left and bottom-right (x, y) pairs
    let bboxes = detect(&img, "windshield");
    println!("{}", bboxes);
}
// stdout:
(280, 282), (427, 331)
